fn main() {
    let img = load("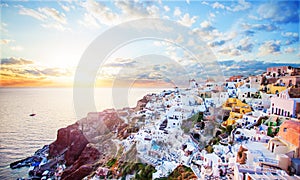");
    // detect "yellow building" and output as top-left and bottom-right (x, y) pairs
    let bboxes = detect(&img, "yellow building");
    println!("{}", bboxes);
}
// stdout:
(222, 98), (252, 127)
(266, 84), (287, 94)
